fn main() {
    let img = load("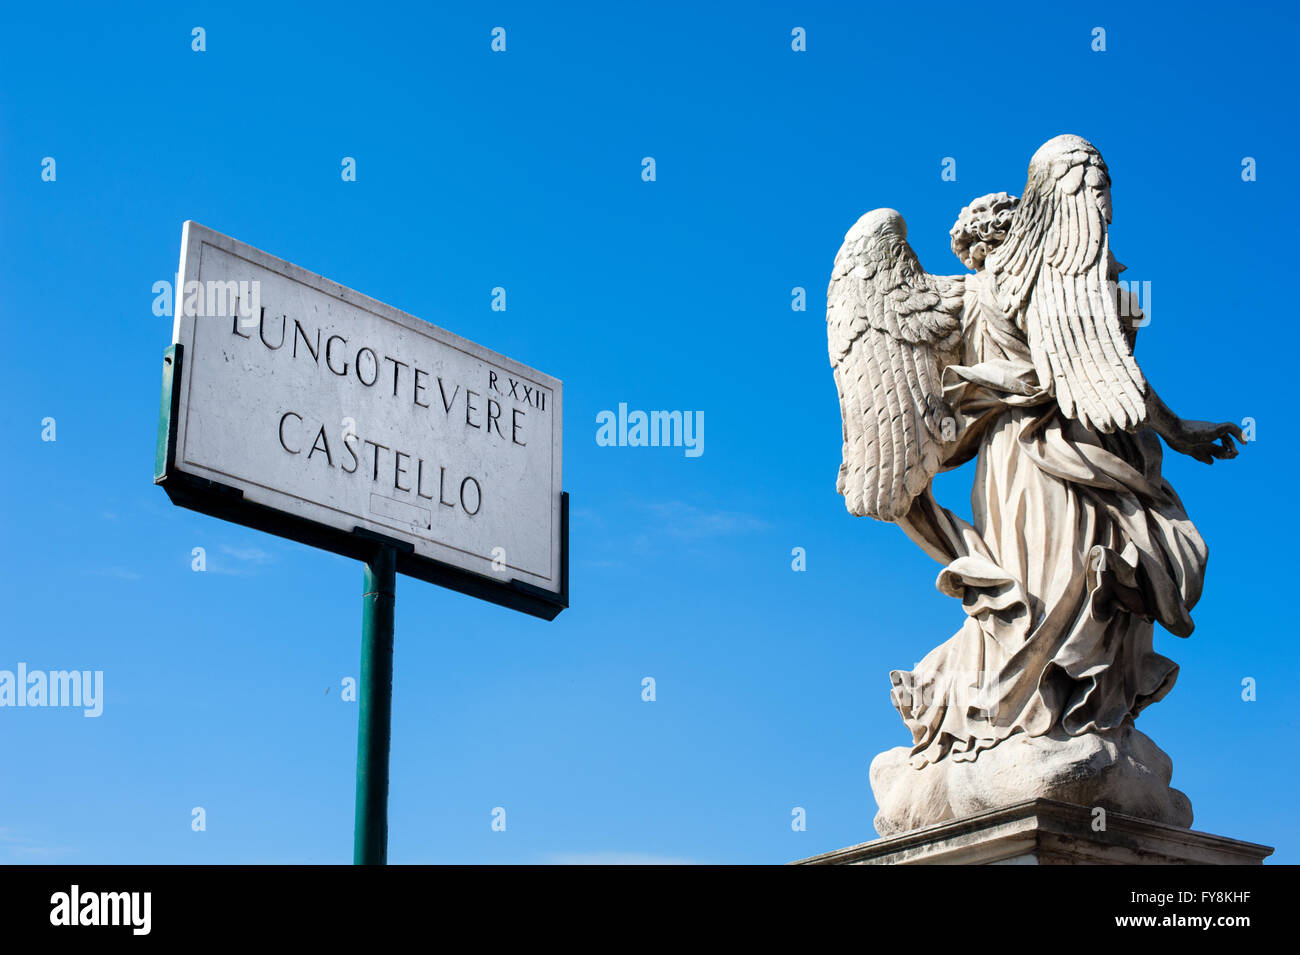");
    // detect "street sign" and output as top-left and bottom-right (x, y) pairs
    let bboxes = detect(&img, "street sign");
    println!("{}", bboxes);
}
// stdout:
(155, 222), (569, 864)
(155, 221), (567, 619)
